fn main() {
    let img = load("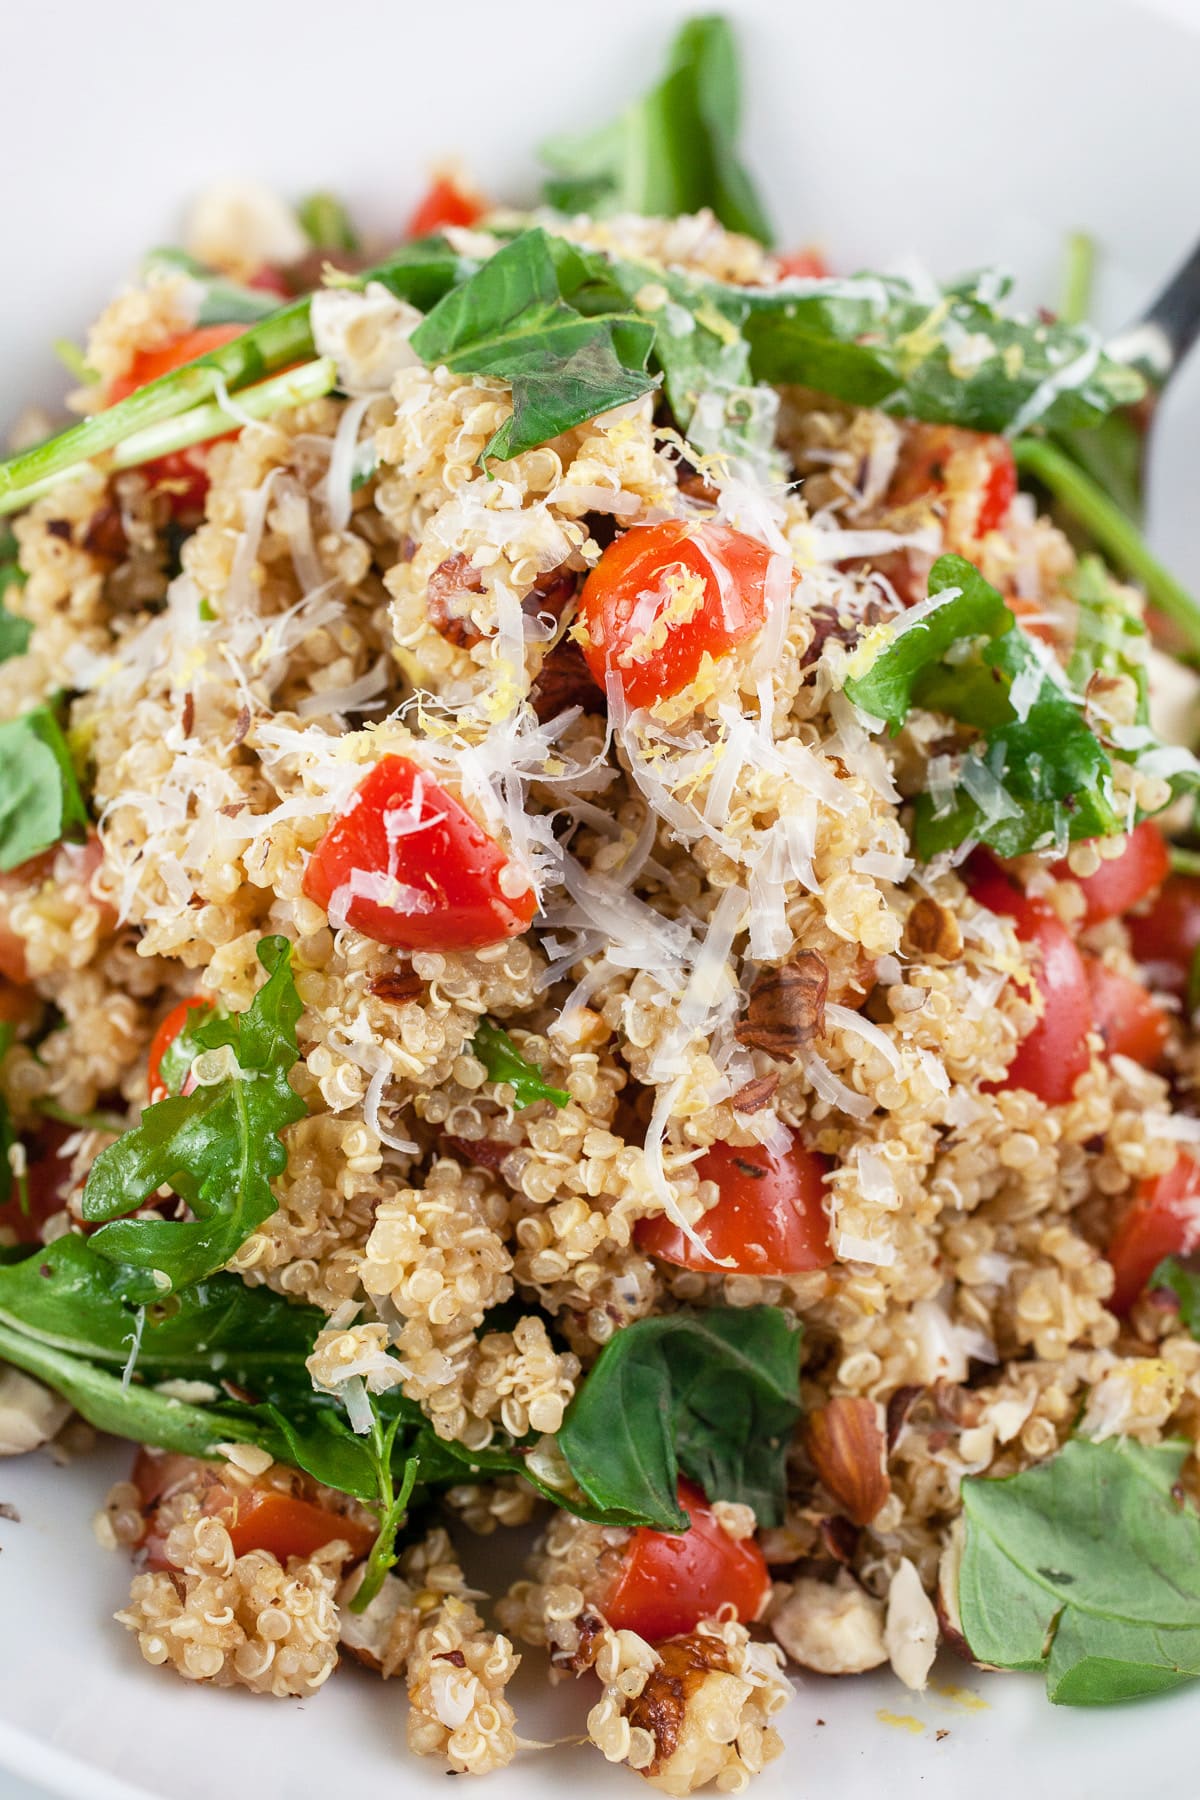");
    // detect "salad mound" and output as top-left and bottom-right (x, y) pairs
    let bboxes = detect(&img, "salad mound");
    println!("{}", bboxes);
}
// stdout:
(3, 13), (1200, 1790)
